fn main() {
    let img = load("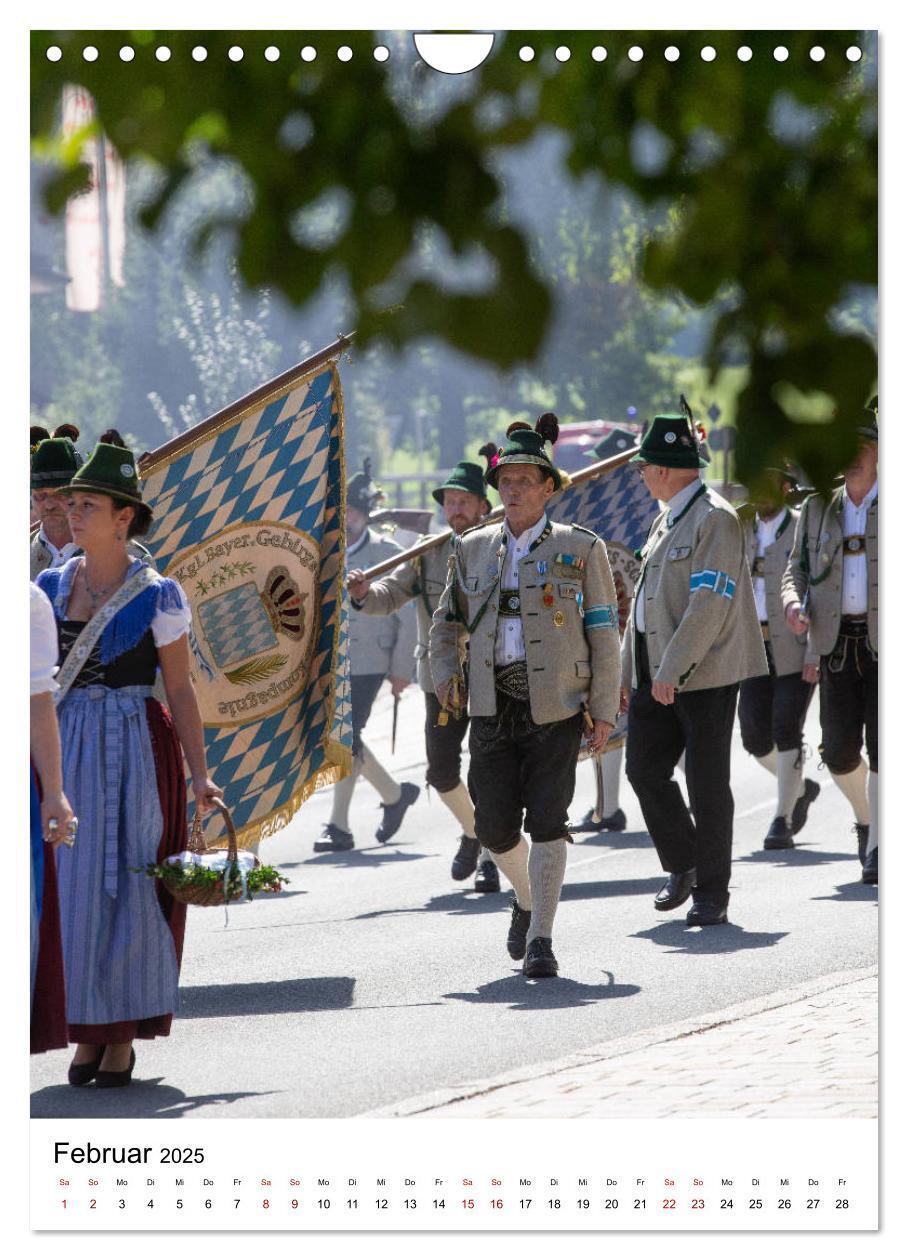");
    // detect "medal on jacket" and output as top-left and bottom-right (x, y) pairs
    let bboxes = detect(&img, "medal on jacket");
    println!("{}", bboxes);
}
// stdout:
(553, 610), (565, 628)
(537, 560), (547, 576)
(543, 582), (554, 607)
